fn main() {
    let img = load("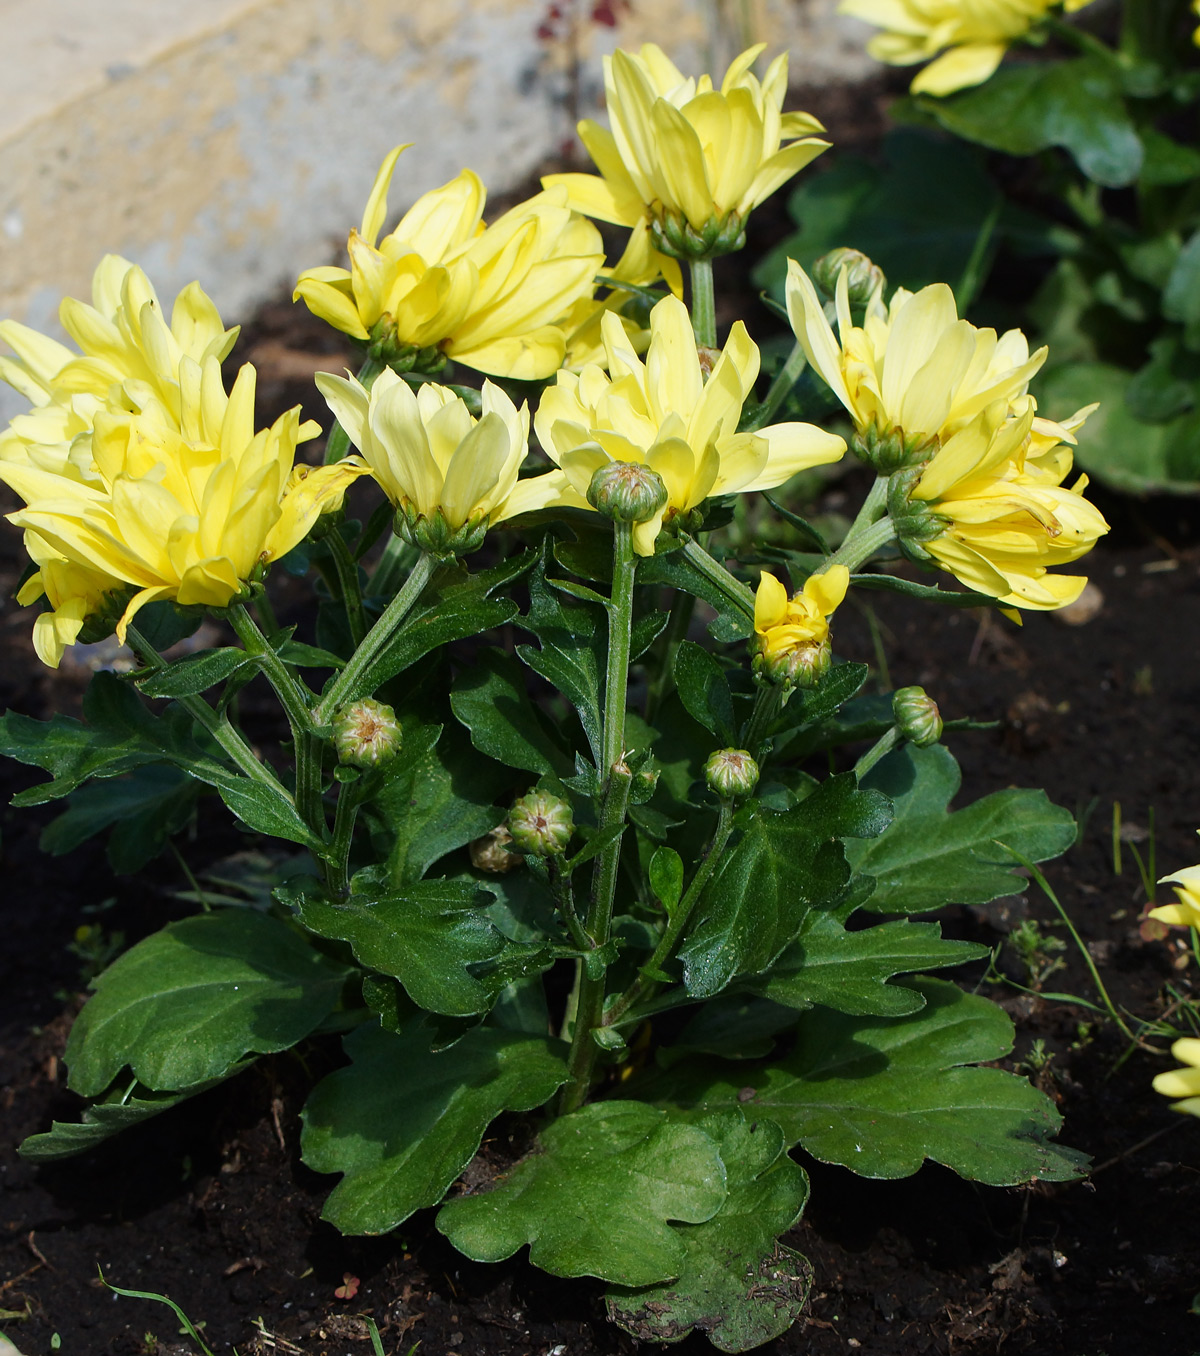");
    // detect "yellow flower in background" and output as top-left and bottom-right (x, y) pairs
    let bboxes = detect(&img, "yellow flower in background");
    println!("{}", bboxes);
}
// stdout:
(545, 43), (828, 266)
(294, 146), (604, 380)
(1154, 1038), (1200, 1118)
(841, 0), (1096, 96)
(534, 294), (846, 556)
(907, 400), (1109, 610)
(0, 356), (364, 659)
(786, 259), (1047, 460)
(316, 368), (568, 555)
(0, 255), (238, 439)
(1150, 840), (1200, 929)
(753, 566), (850, 686)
